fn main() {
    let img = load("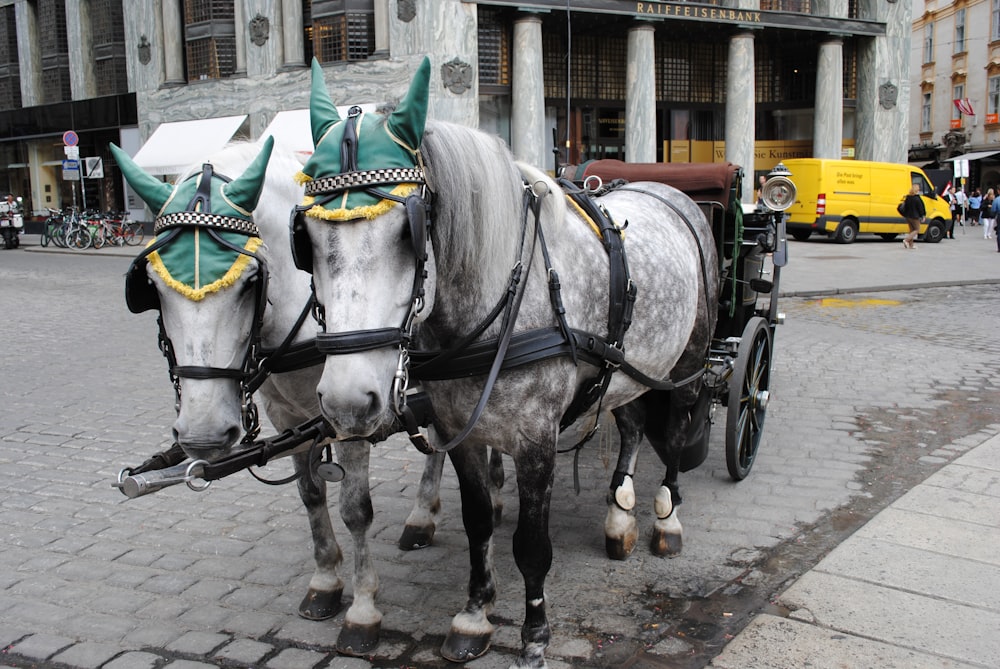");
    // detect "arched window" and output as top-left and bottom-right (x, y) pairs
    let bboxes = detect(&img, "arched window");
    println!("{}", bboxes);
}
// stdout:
(305, 0), (374, 64)
(184, 0), (236, 81)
